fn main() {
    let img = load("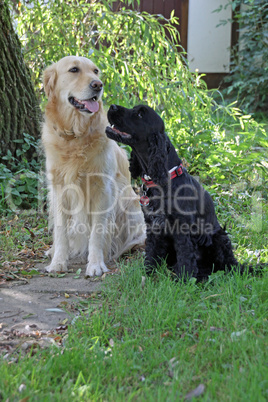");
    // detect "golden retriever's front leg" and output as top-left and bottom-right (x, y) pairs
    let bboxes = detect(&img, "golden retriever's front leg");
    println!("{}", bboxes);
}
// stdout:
(45, 188), (69, 273)
(46, 217), (69, 272)
(85, 190), (114, 277)
(85, 212), (112, 277)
